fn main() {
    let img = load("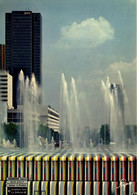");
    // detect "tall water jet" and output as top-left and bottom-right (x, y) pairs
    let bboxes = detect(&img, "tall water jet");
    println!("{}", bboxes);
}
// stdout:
(18, 71), (40, 150)
(70, 77), (82, 148)
(60, 73), (72, 144)
(101, 77), (125, 149)
(18, 70), (25, 147)
(60, 73), (86, 150)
